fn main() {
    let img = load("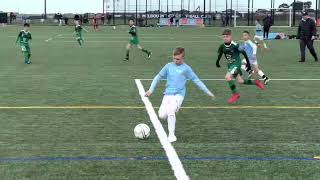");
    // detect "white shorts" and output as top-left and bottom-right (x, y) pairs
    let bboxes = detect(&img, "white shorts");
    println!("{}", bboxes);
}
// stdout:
(158, 95), (184, 119)
(243, 58), (258, 66)
(254, 35), (264, 41)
